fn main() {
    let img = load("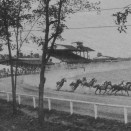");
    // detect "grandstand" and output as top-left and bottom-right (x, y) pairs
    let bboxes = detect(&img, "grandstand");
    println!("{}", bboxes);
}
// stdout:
(48, 44), (94, 63)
